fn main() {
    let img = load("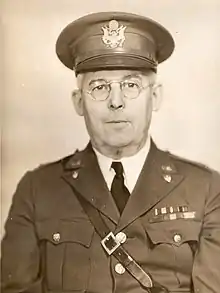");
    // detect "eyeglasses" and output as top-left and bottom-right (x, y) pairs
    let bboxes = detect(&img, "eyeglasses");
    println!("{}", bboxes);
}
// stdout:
(84, 79), (152, 101)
